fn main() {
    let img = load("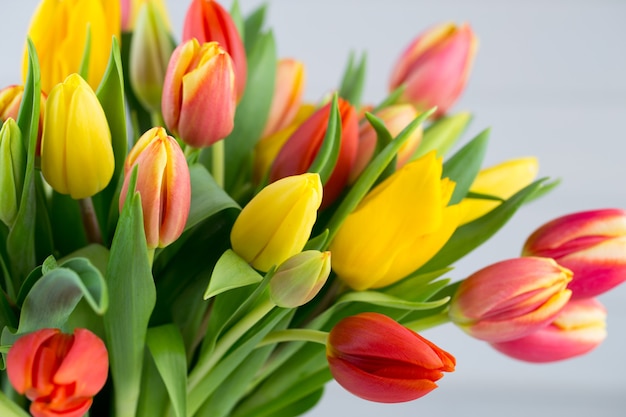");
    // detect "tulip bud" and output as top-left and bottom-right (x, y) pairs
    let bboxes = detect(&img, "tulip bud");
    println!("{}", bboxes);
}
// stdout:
(120, 127), (191, 249)
(327, 312), (455, 403)
(523, 209), (626, 298)
(6, 328), (108, 417)
(0, 84), (46, 156)
(231, 173), (323, 272)
(183, 0), (247, 99)
(458, 157), (539, 224)
(349, 104), (423, 183)
(0, 119), (25, 226)
(122, 0), (171, 32)
(449, 257), (573, 342)
(162, 39), (236, 148)
(269, 98), (358, 208)
(129, 0), (176, 113)
(490, 298), (607, 363)
(330, 152), (460, 291)
(261, 59), (306, 138)
(389, 22), (477, 117)
(41, 73), (114, 199)
(270, 250), (331, 308)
